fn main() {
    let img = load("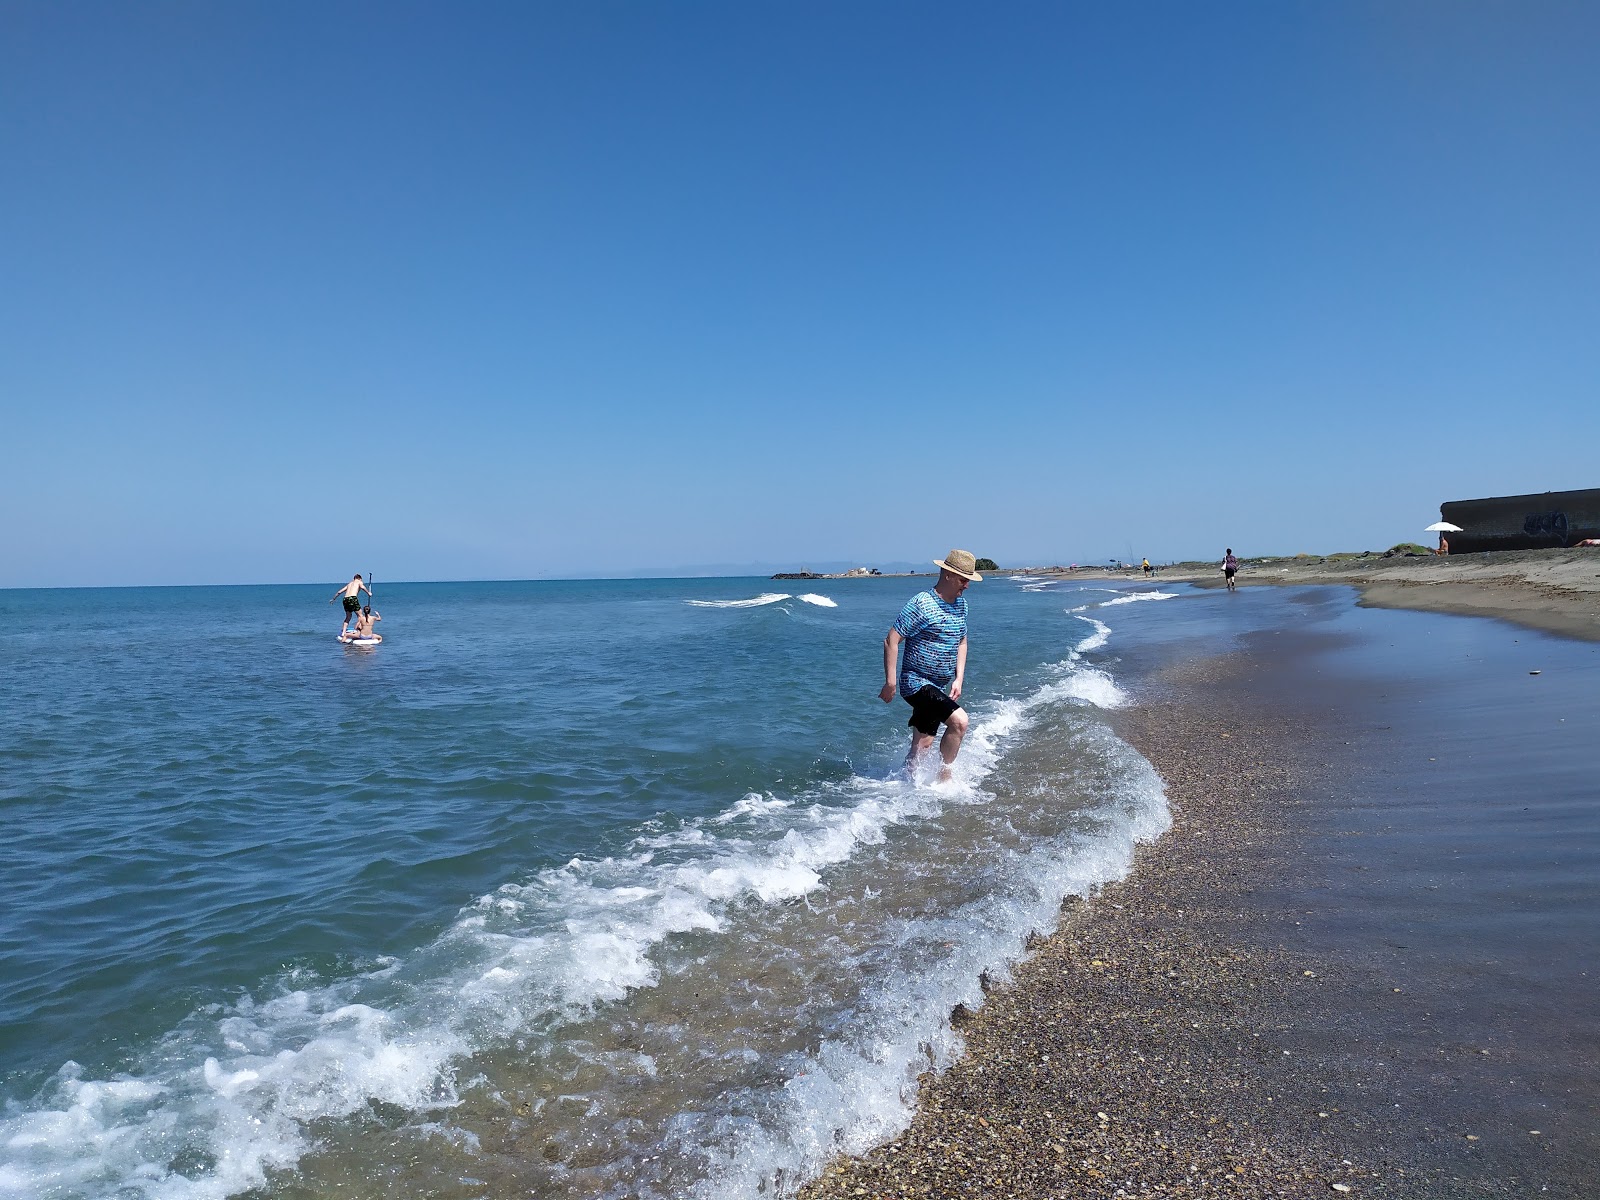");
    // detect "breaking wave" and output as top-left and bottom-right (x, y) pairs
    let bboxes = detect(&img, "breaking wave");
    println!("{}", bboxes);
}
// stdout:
(685, 593), (792, 608)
